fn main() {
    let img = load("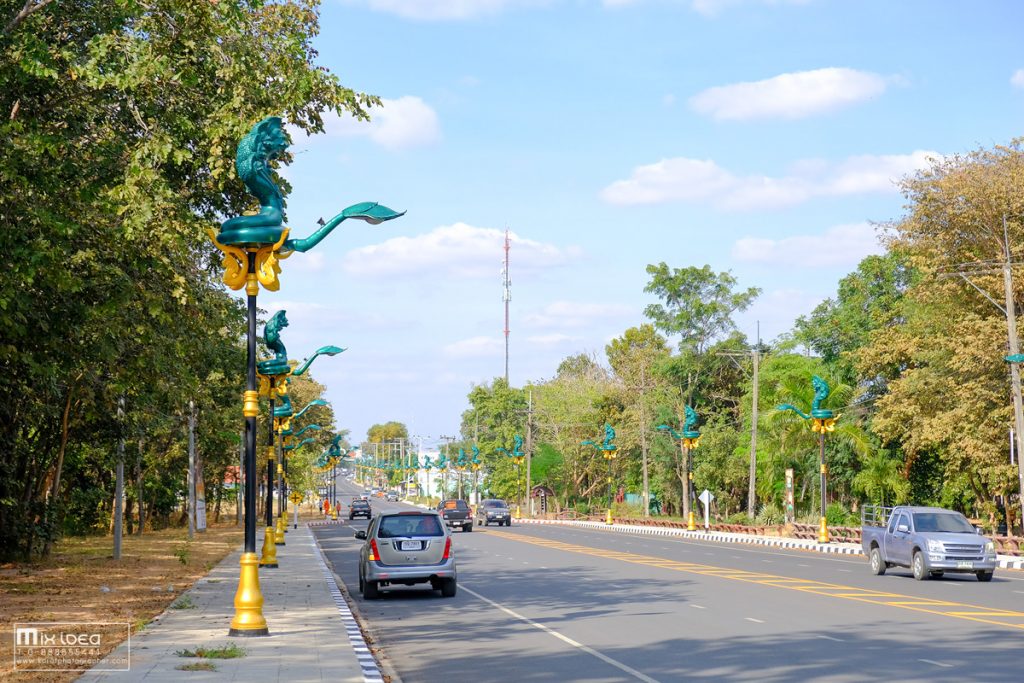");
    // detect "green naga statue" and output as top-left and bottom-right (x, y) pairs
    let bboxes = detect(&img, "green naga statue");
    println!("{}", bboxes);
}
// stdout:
(471, 445), (481, 467)
(258, 310), (291, 376)
(602, 423), (617, 451)
(457, 448), (468, 468)
(496, 435), (525, 460)
(422, 455), (434, 470)
(217, 116), (405, 250)
(682, 405), (700, 439)
(778, 375), (834, 420)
